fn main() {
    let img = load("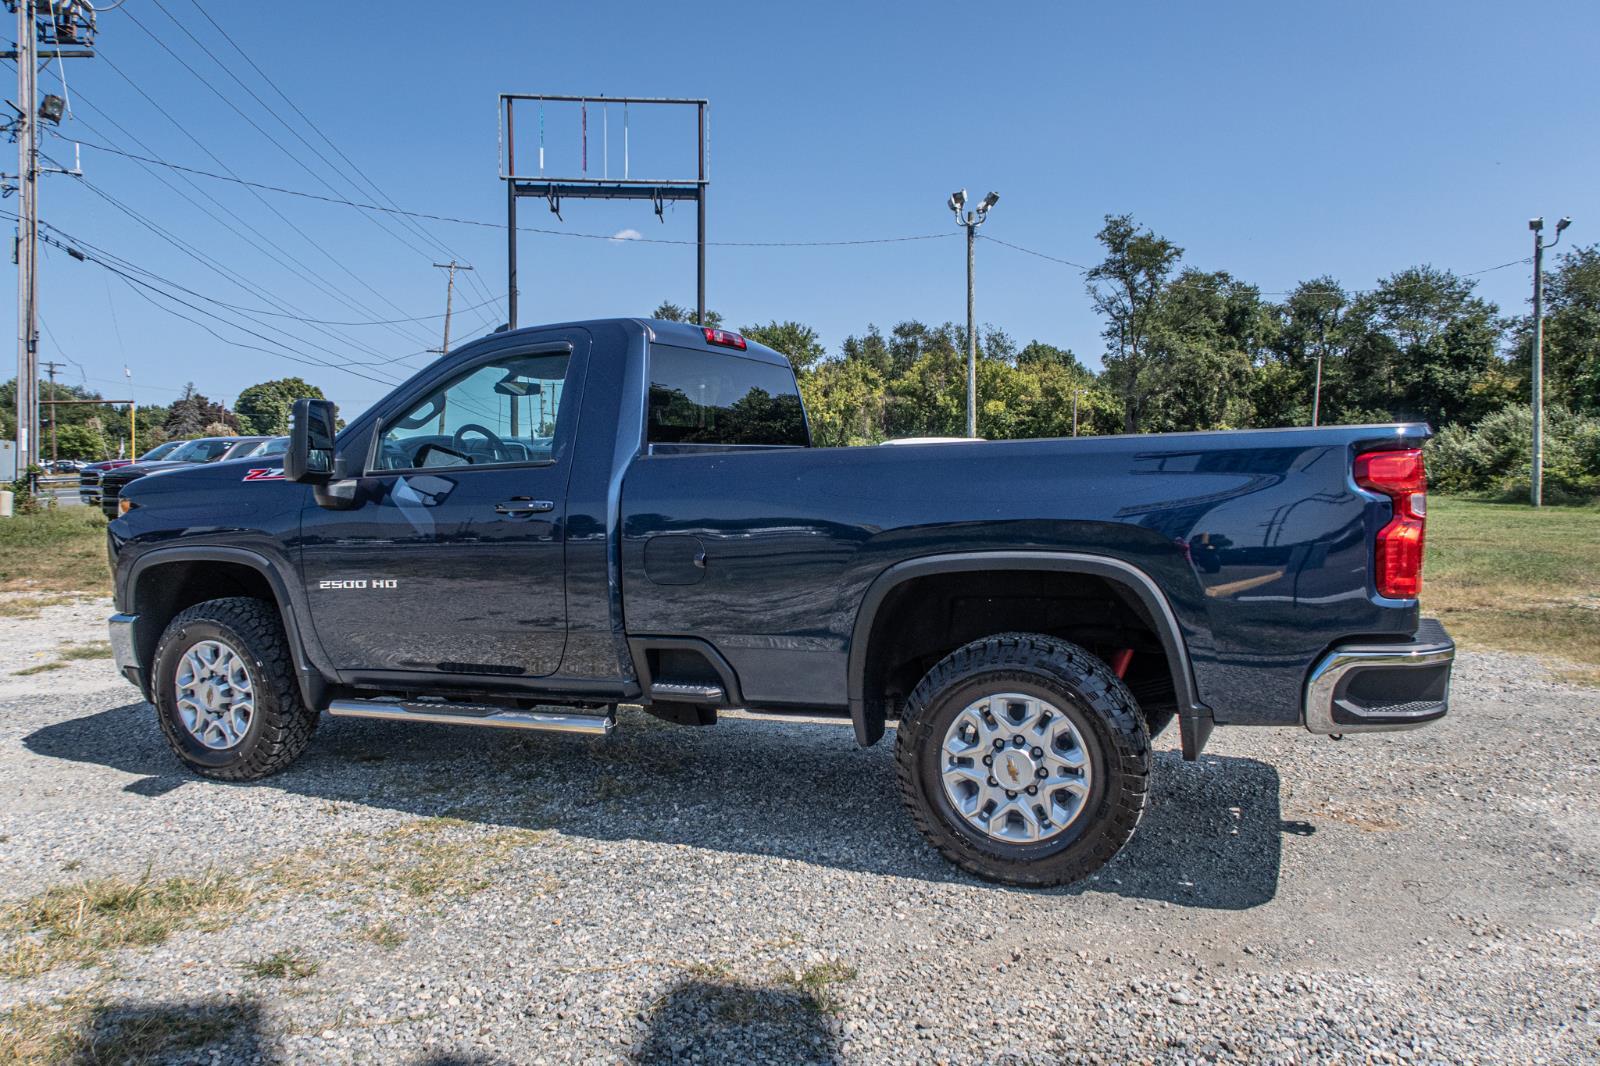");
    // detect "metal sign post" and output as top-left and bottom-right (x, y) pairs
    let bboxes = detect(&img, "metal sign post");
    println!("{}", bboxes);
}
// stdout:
(499, 95), (708, 329)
